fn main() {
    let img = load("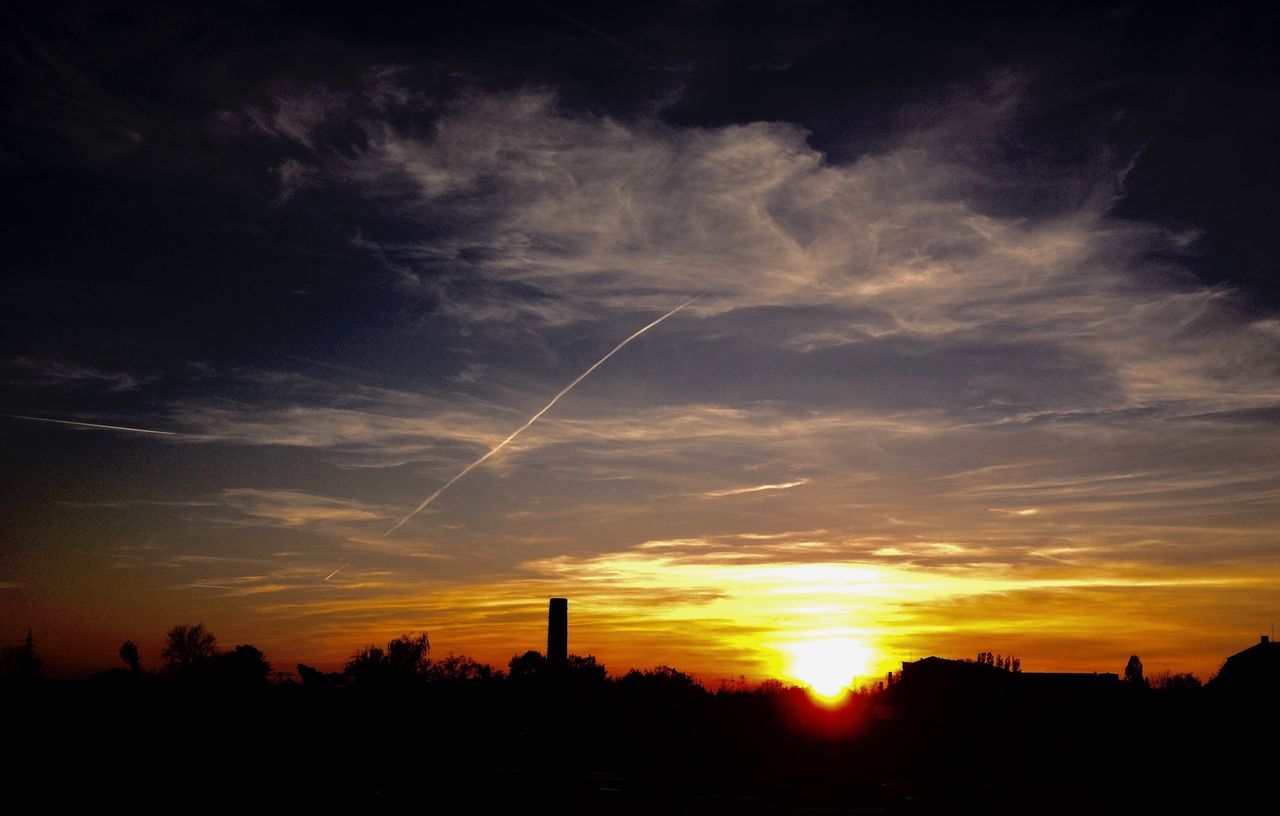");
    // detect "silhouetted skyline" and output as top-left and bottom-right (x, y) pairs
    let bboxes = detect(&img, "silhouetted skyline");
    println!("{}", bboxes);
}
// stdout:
(7, 606), (1278, 810)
